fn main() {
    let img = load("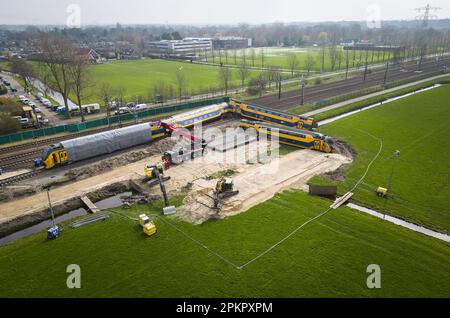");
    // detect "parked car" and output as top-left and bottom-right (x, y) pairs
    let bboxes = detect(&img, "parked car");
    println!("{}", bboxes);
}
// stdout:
(21, 98), (30, 104)
(28, 101), (36, 108)
(51, 105), (60, 111)
(34, 107), (42, 113)
(13, 116), (30, 128)
(42, 100), (52, 107)
(18, 95), (26, 101)
(115, 107), (130, 115)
